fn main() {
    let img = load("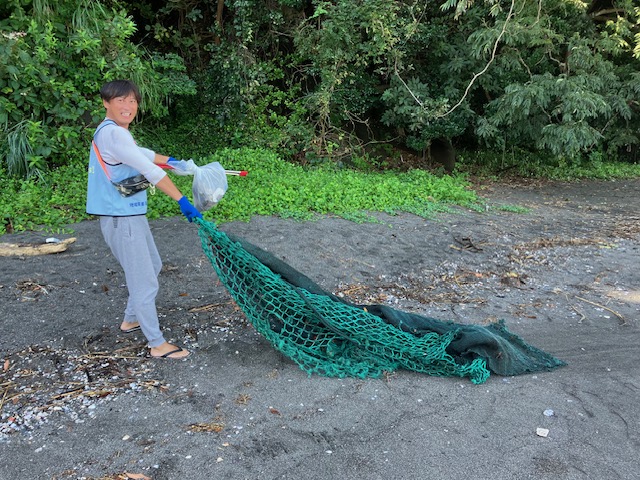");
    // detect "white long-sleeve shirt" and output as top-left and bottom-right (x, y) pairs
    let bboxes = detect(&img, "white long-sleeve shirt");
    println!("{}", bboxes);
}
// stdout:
(94, 122), (166, 185)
